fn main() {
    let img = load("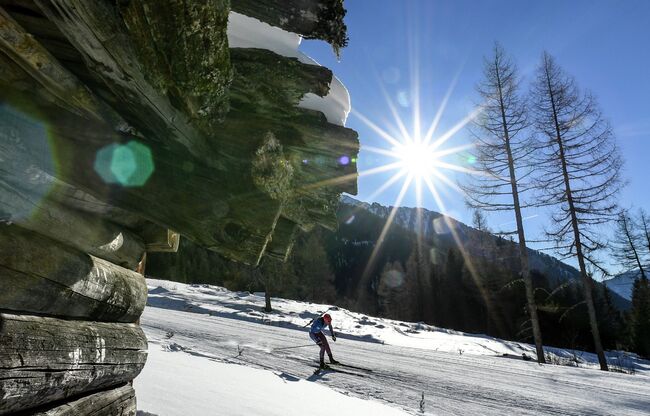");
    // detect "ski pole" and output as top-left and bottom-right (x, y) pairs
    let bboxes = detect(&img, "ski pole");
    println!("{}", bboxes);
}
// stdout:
(272, 344), (314, 352)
